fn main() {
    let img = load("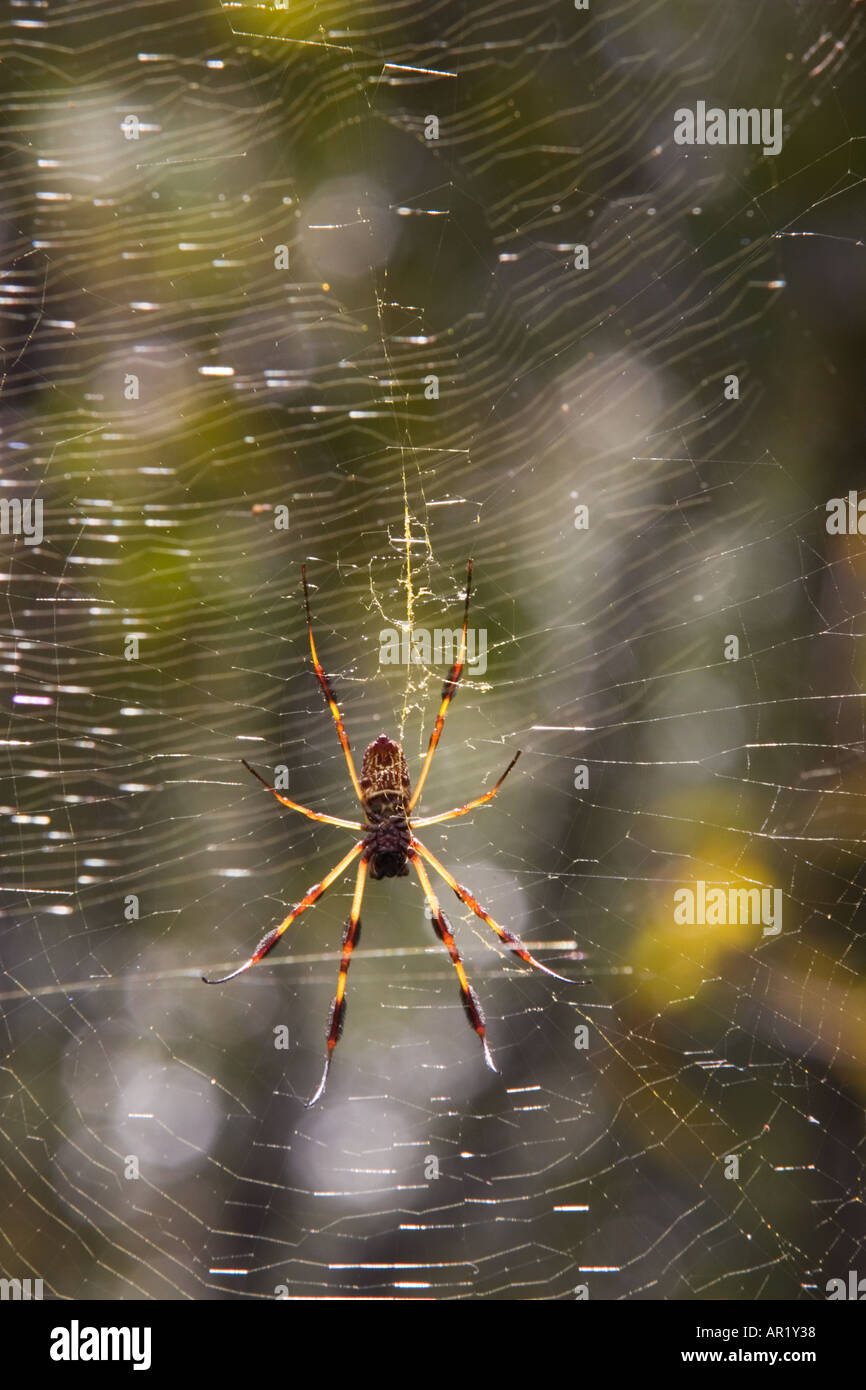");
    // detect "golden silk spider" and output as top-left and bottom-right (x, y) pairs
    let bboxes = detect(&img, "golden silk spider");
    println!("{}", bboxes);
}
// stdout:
(203, 562), (568, 1103)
